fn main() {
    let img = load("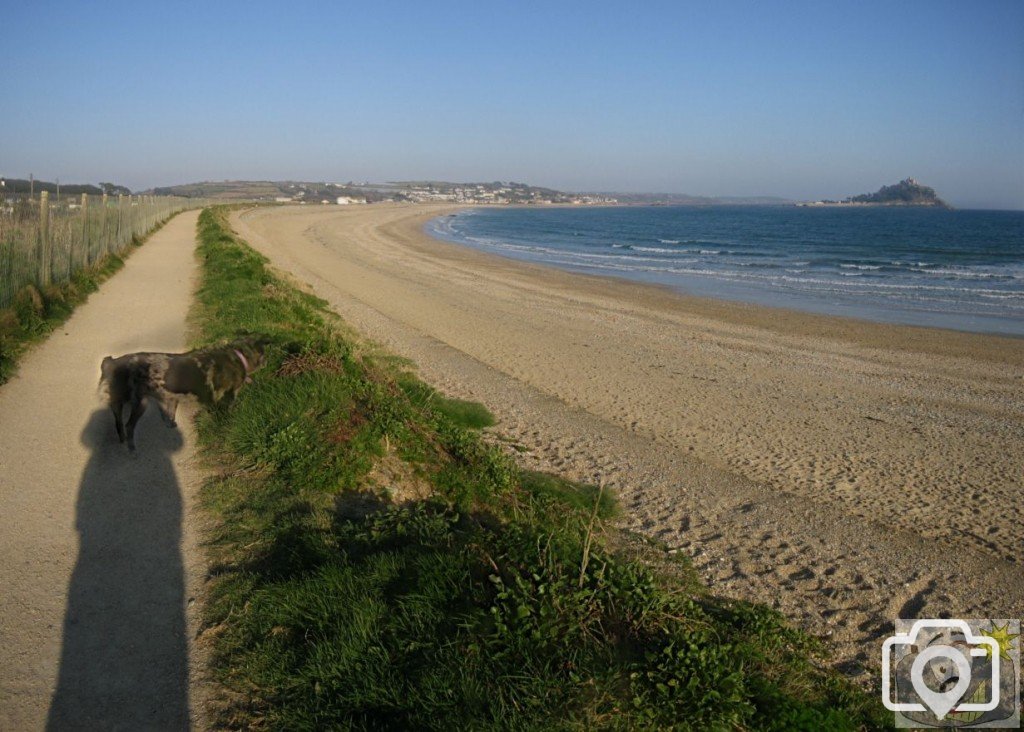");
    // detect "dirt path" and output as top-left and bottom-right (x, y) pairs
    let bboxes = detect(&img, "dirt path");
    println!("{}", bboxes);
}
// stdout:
(0, 211), (209, 730)
(231, 204), (1023, 681)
